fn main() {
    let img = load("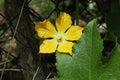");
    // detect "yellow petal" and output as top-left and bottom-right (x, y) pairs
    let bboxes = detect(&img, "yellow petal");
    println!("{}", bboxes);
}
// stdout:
(40, 39), (58, 54)
(35, 20), (57, 38)
(66, 26), (84, 41)
(56, 12), (72, 32)
(57, 41), (74, 55)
